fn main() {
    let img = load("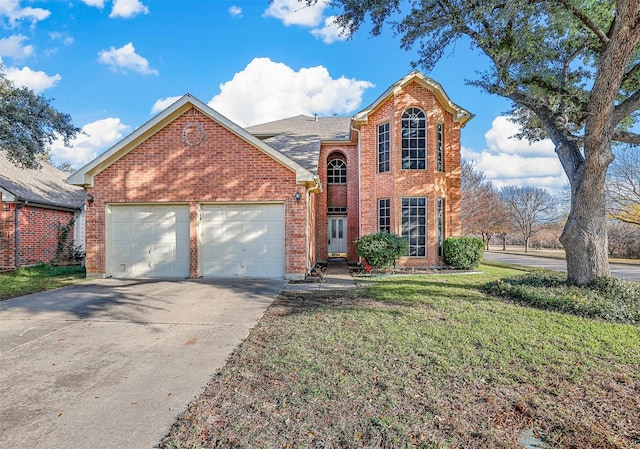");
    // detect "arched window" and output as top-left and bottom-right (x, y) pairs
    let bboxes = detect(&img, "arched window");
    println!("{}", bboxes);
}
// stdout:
(401, 107), (426, 170)
(327, 157), (347, 184)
